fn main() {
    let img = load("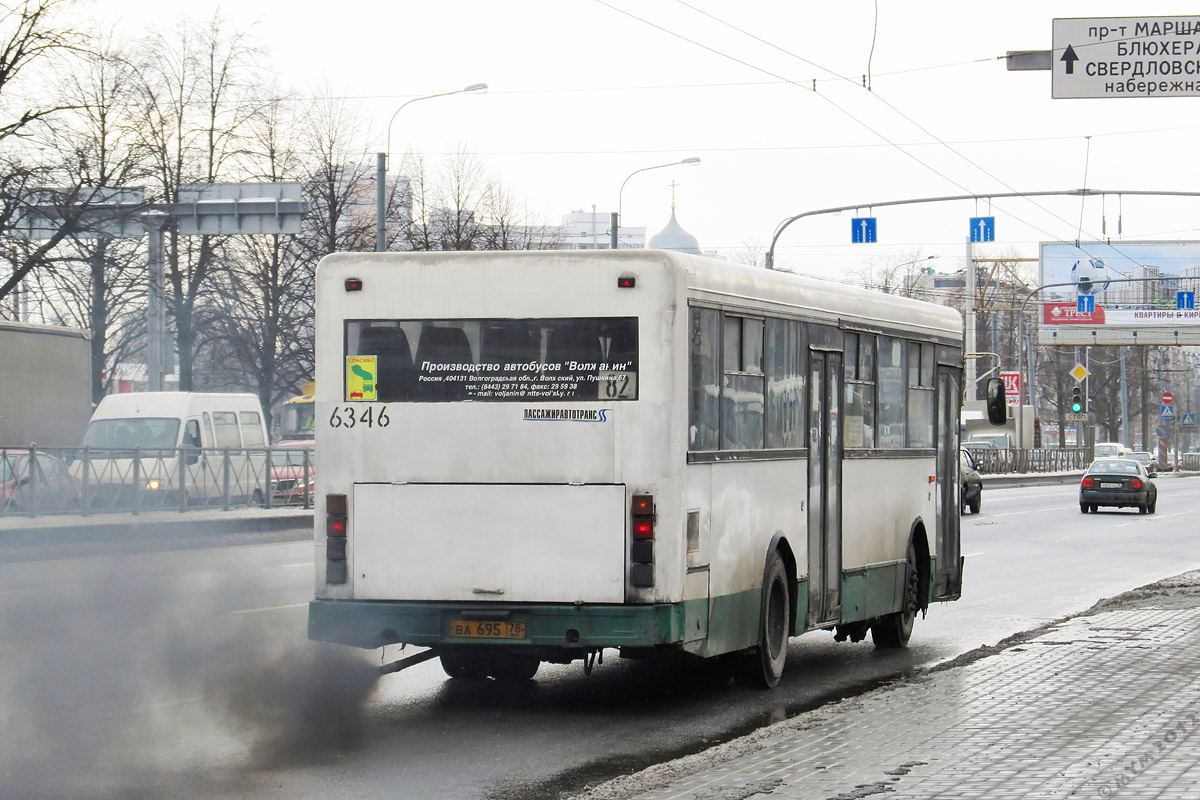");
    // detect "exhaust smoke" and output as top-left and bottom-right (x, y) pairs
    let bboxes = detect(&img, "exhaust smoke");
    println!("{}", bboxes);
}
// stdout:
(0, 544), (379, 798)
